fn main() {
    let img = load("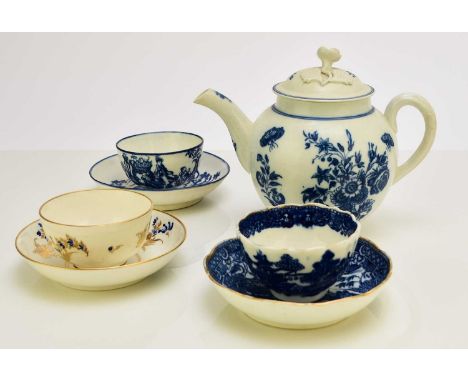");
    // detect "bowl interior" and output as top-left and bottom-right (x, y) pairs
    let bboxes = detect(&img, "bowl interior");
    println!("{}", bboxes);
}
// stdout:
(40, 189), (152, 226)
(238, 204), (359, 250)
(117, 132), (202, 154)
